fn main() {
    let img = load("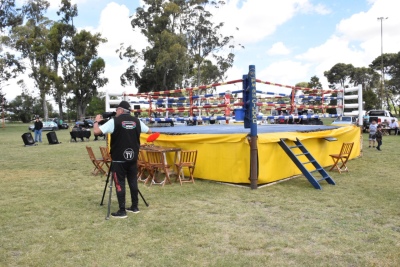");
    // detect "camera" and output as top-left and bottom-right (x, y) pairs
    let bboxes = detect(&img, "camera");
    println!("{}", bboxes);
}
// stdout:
(98, 111), (116, 125)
